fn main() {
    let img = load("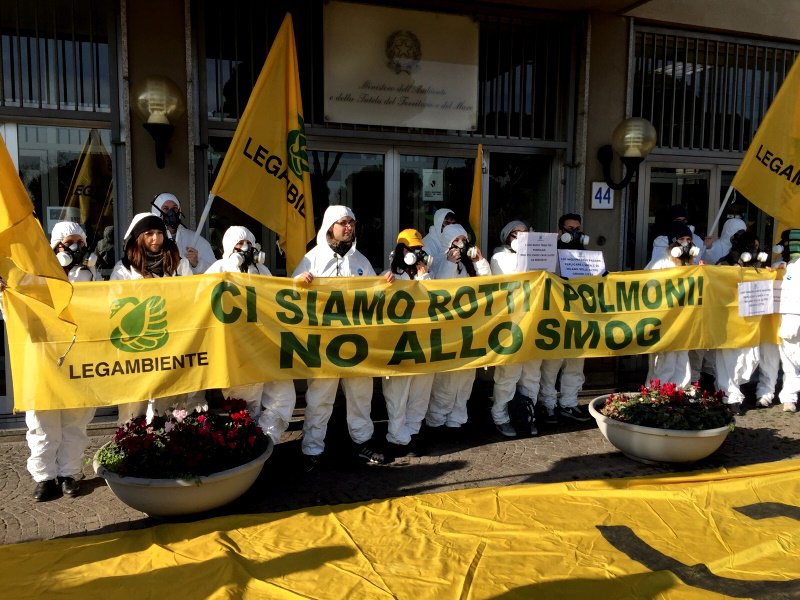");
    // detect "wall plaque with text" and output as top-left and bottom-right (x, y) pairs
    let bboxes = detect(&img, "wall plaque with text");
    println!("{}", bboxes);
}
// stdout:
(324, 2), (479, 131)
